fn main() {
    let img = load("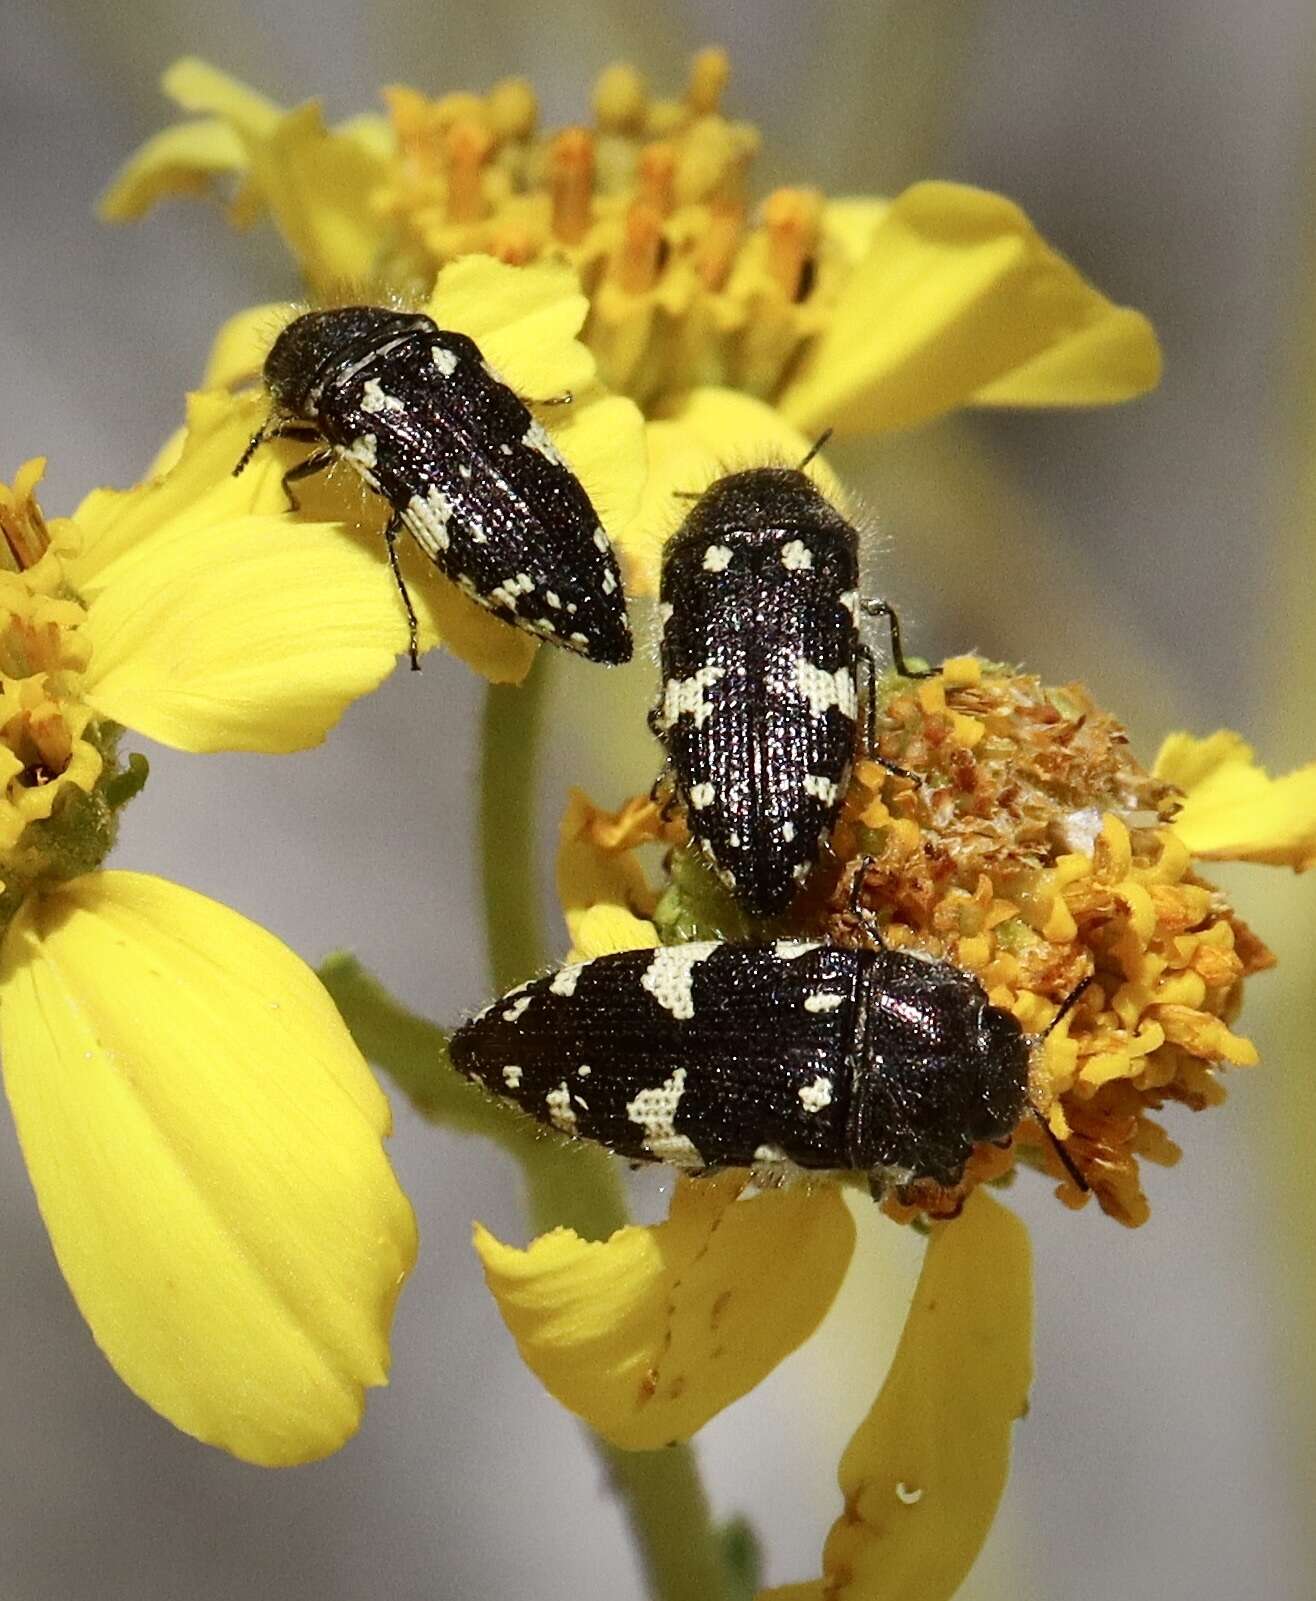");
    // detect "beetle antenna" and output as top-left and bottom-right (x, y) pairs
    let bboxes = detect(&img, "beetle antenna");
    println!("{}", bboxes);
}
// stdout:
(797, 428), (834, 472)
(1041, 973), (1095, 1038)
(847, 858), (886, 946)
(1027, 973), (1096, 1193)
(233, 424), (267, 477)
